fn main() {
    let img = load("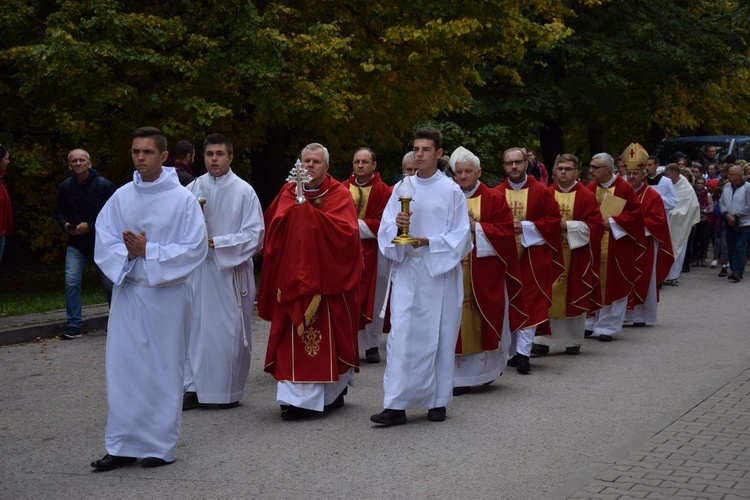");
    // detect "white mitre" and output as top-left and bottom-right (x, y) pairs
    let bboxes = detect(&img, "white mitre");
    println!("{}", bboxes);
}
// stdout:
(449, 146), (480, 170)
